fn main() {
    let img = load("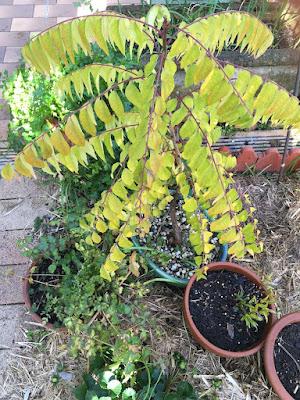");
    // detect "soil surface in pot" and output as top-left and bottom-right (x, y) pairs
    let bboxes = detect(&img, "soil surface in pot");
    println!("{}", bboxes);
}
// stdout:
(274, 323), (300, 399)
(189, 270), (269, 351)
(140, 198), (221, 280)
(29, 259), (63, 326)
